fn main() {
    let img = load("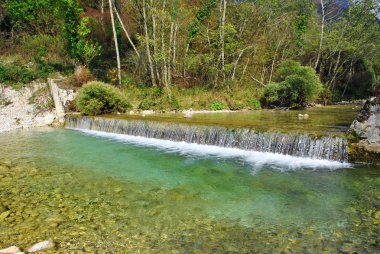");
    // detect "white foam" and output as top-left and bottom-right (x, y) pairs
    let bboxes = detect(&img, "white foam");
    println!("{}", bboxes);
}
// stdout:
(70, 128), (351, 171)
